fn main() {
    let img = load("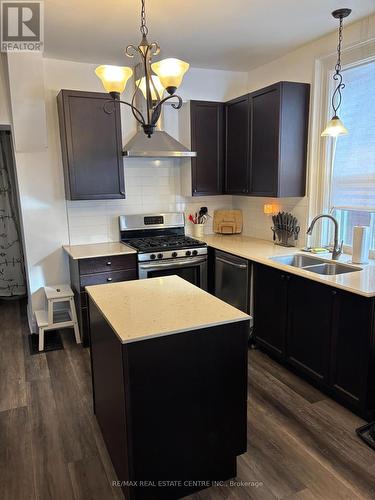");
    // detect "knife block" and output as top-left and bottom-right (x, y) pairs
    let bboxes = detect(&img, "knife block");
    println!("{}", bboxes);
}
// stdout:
(272, 227), (296, 247)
